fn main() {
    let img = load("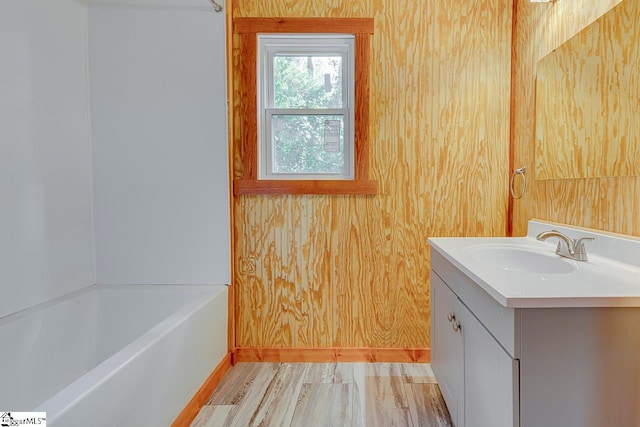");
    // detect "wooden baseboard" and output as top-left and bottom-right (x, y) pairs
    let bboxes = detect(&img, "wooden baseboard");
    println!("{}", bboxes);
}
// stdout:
(171, 352), (233, 427)
(234, 347), (430, 363)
